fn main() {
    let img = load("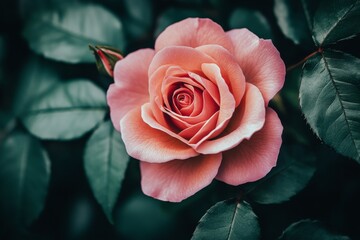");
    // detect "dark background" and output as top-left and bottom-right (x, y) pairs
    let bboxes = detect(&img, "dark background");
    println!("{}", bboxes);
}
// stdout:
(1, 0), (360, 239)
